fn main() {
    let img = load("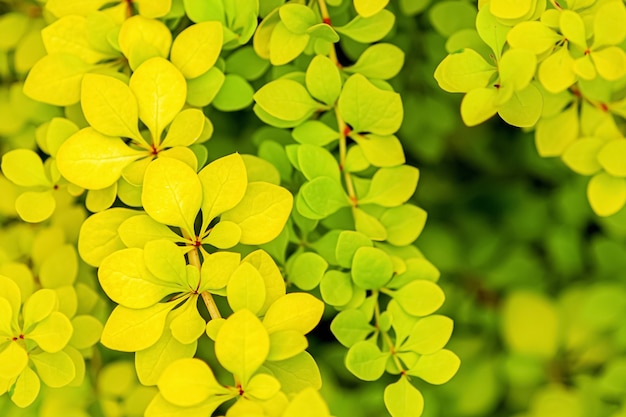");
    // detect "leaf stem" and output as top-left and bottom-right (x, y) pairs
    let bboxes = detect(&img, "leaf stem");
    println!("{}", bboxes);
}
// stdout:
(316, 0), (340, 65)
(335, 106), (358, 207)
(373, 291), (406, 374)
(183, 229), (222, 319)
